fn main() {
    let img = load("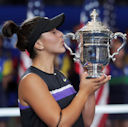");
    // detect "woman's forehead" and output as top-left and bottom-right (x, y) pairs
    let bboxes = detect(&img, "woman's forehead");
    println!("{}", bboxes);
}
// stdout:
(41, 28), (57, 35)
